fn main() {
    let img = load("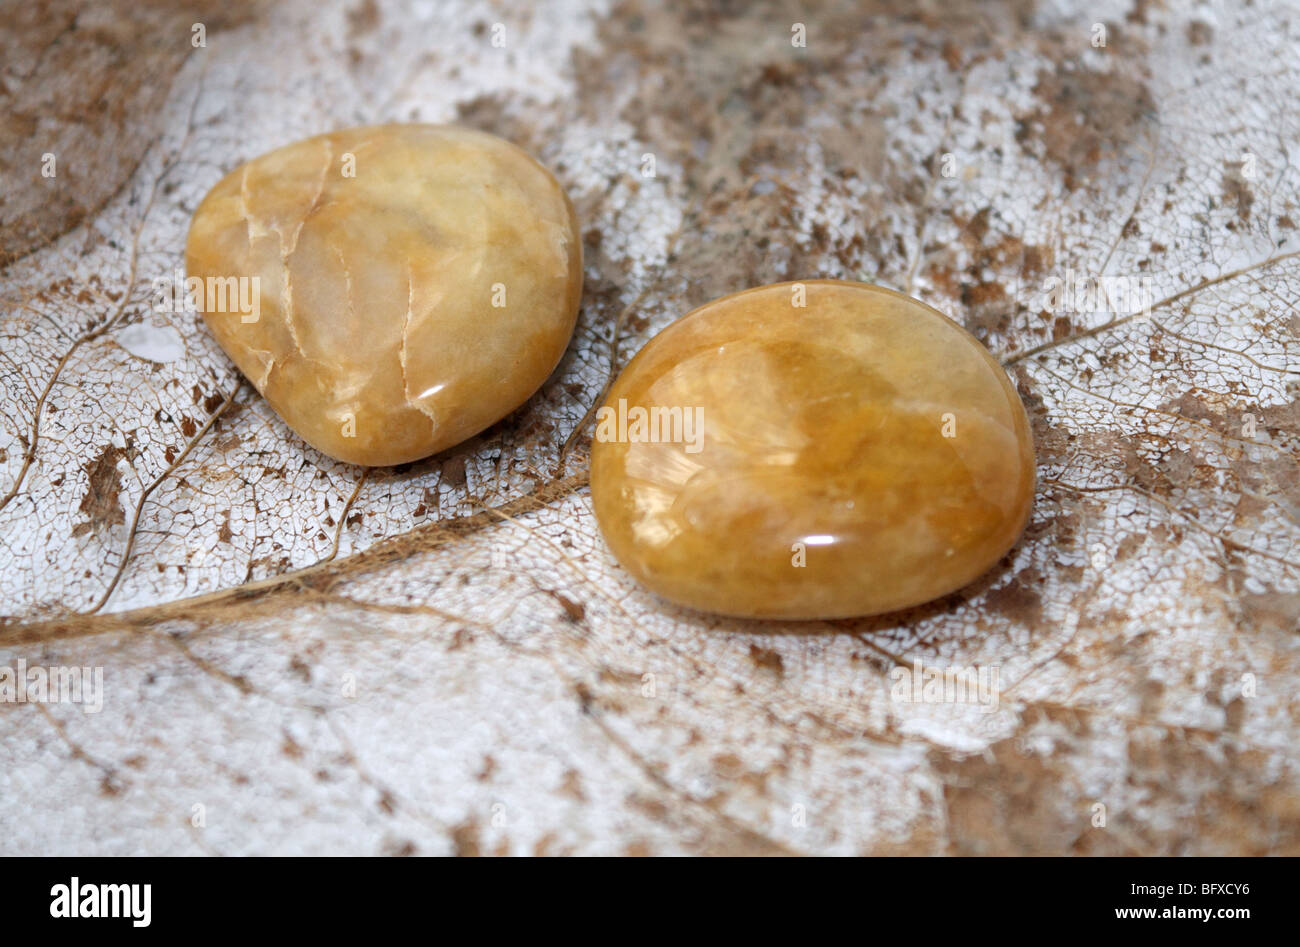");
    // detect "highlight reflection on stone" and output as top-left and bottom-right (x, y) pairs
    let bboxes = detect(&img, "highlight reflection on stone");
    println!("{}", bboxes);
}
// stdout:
(186, 124), (582, 466)
(589, 281), (1036, 620)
